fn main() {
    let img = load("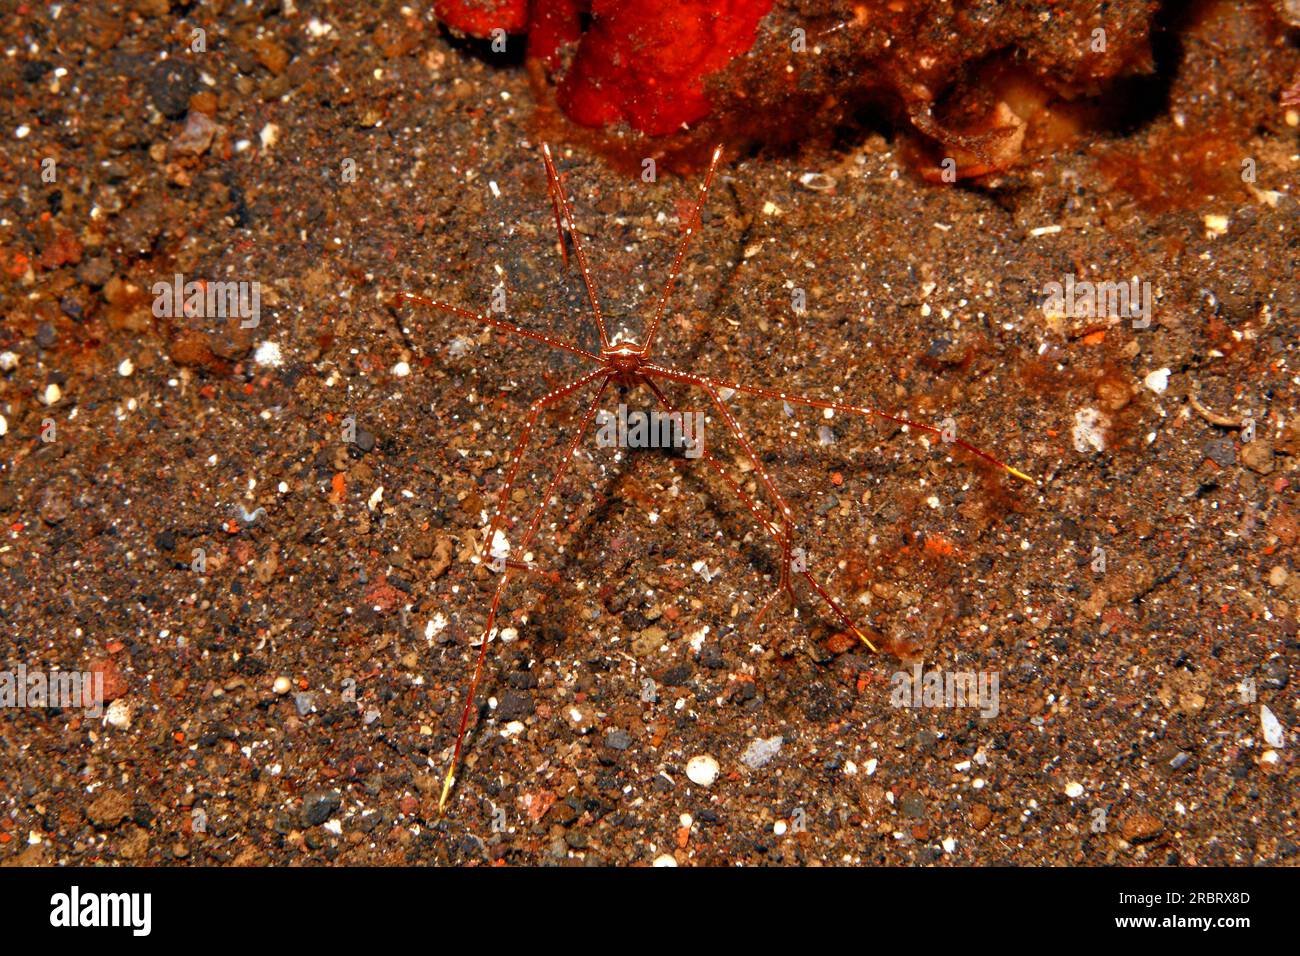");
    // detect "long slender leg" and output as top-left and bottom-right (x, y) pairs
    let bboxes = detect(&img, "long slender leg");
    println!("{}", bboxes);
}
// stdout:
(698, 380), (796, 535)
(643, 377), (879, 653)
(541, 144), (611, 351)
(639, 145), (725, 358)
(478, 367), (609, 570)
(439, 372), (613, 814)
(642, 380), (796, 615)
(644, 362), (1034, 483)
(394, 292), (602, 365)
